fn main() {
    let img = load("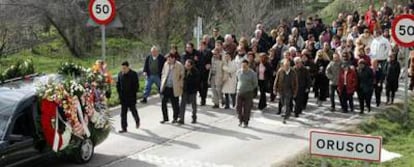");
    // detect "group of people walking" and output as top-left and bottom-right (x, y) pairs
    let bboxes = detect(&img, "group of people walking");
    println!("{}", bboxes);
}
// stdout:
(115, 1), (414, 132)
